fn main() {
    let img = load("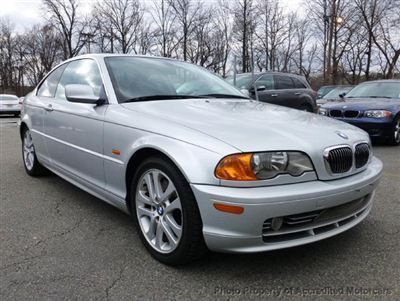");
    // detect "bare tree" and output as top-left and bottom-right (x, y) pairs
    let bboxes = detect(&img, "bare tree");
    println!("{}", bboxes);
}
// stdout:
(150, 0), (179, 57)
(94, 0), (143, 54)
(167, 0), (203, 61)
(232, 0), (256, 72)
(355, 0), (400, 79)
(0, 18), (17, 91)
(43, 0), (87, 59)
(22, 24), (63, 86)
